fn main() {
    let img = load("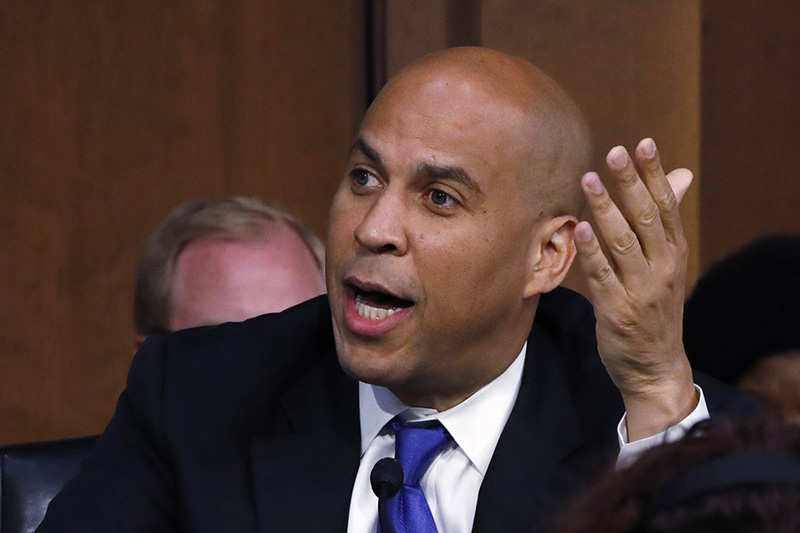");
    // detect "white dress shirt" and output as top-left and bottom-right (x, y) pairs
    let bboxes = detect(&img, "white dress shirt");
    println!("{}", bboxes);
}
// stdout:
(346, 342), (709, 532)
(615, 384), (709, 468)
